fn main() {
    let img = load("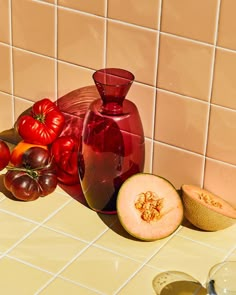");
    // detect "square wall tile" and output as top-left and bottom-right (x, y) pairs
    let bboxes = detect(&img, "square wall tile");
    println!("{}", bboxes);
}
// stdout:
(57, 62), (94, 98)
(212, 48), (236, 110)
(14, 97), (33, 121)
(13, 48), (56, 101)
(0, 256), (52, 294)
(8, 226), (88, 273)
(0, 44), (12, 94)
(108, 0), (160, 29)
(148, 235), (226, 285)
(107, 20), (158, 86)
(207, 105), (236, 166)
(0, 0), (10, 44)
(153, 142), (205, 189)
(155, 90), (209, 154)
(58, 8), (105, 69)
(204, 158), (236, 208)
(157, 34), (214, 101)
(12, 0), (55, 57)
(217, 0), (236, 50)
(129, 82), (156, 138)
(58, 0), (106, 16)
(161, 0), (218, 44)
(61, 245), (142, 294)
(0, 92), (13, 132)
